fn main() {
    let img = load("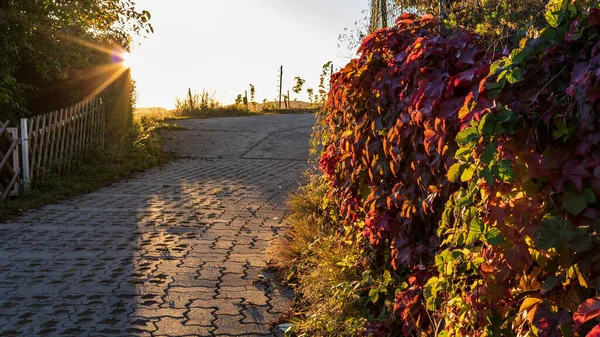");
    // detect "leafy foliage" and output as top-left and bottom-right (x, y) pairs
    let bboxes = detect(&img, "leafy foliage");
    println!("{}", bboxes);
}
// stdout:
(292, 77), (306, 94)
(0, 0), (152, 121)
(396, 0), (548, 49)
(317, 2), (600, 336)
